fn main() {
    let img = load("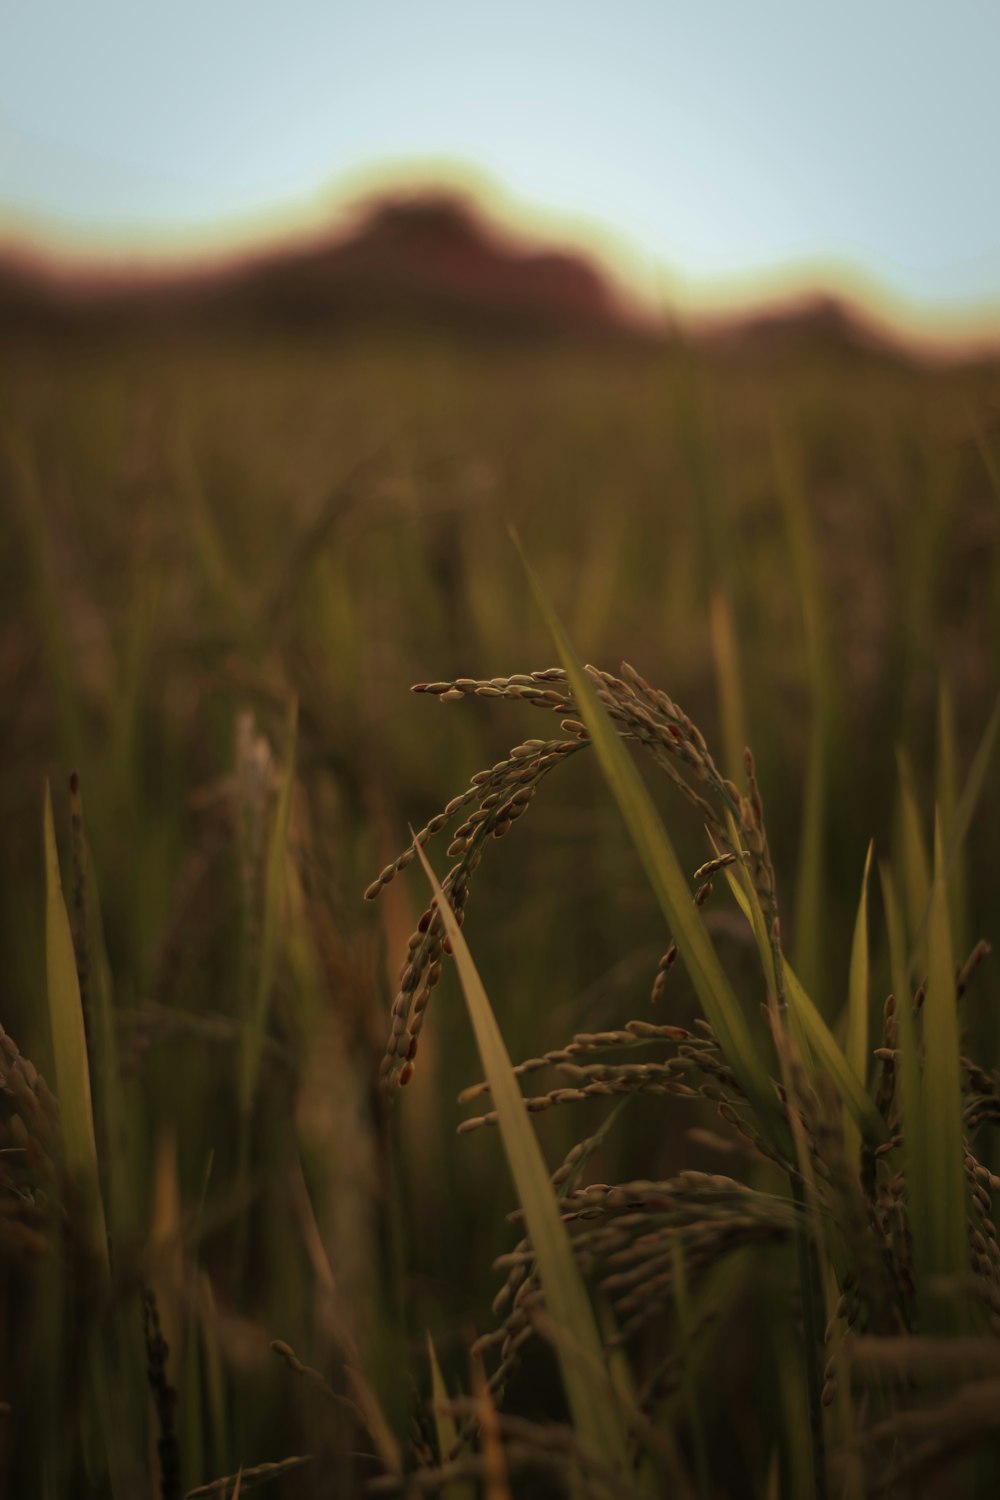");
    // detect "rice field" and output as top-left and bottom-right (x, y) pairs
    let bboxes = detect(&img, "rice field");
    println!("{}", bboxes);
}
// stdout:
(2, 321), (1000, 1496)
